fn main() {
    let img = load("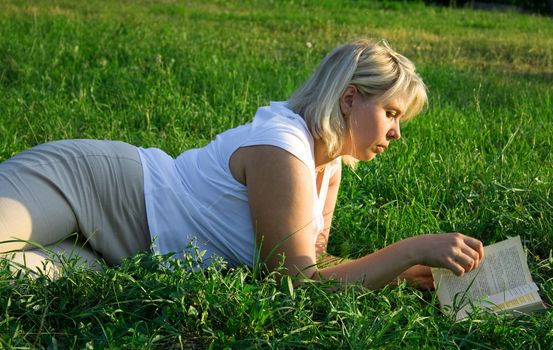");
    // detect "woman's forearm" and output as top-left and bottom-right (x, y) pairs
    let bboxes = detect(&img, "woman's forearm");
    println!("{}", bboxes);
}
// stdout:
(311, 232), (484, 289)
(312, 236), (422, 289)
